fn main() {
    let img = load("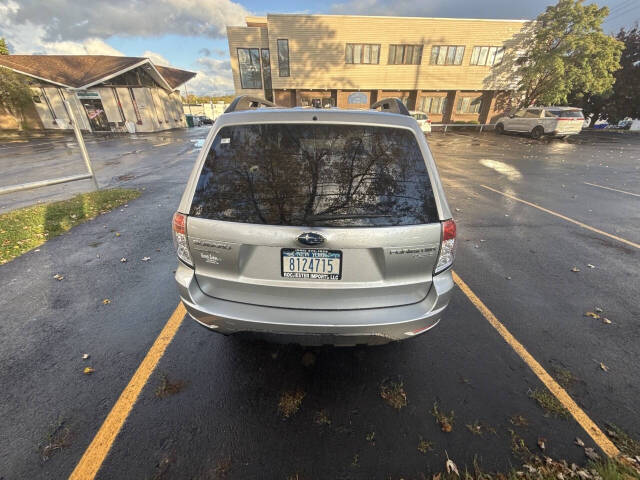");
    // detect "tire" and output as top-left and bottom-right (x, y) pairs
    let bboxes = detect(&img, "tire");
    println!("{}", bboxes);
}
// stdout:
(531, 126), (544, 139)
(495, 123), (504, 134)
